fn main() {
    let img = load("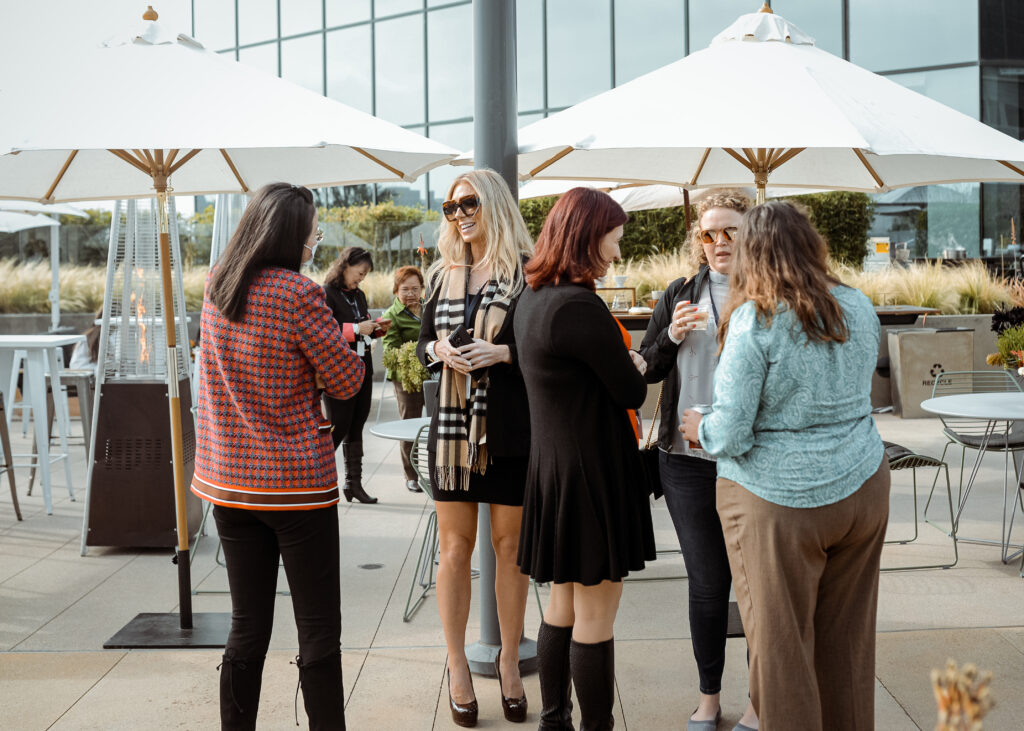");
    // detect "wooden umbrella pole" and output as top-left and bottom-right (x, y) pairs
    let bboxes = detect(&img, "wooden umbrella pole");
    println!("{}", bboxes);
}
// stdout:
(154, 174), (193, 630)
